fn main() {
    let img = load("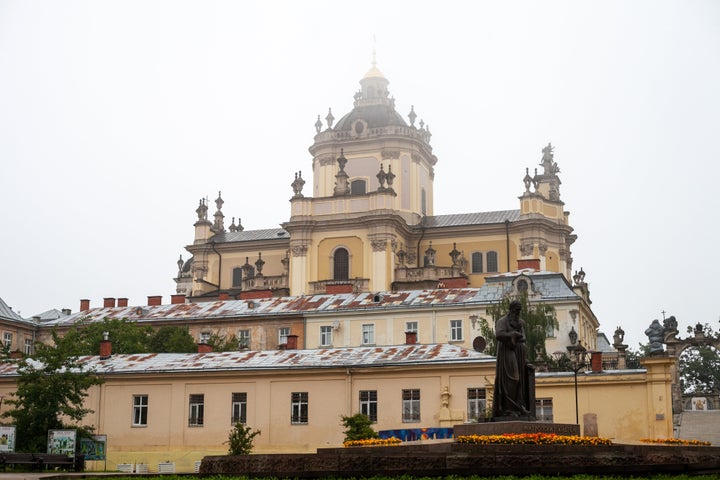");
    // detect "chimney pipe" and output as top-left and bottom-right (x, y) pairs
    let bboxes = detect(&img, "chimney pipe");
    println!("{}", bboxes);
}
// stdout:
(171, 294), (186, 305)
(103, 297), (116, 308)
(218, 292), (229, 301)
(405, 331), (418, 345)
(100, 332), (112, 359)
(517, 259), (541, 270)
(590, 351), (603, 373)
(117, 298), (128, 307)
(80, 299), (90, 311)
(147, 295), (162, 306)
(286, 334), (298, 350)
(198, 343), (213, 353)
